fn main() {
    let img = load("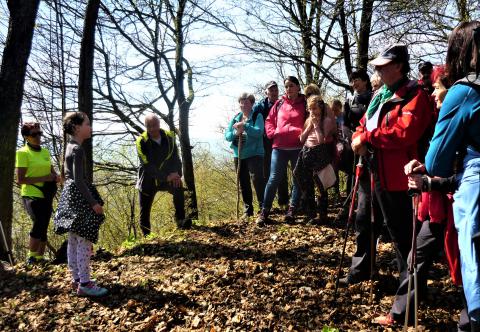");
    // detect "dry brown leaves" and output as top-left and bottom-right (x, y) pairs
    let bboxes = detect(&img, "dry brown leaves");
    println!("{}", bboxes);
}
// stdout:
(0, 207), (463, 331)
